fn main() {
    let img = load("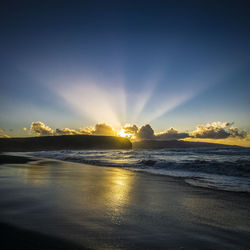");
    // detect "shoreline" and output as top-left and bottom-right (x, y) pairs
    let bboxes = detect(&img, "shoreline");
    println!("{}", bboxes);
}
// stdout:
(0, 156), (250, 249)
(1, 153), (250, 195)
